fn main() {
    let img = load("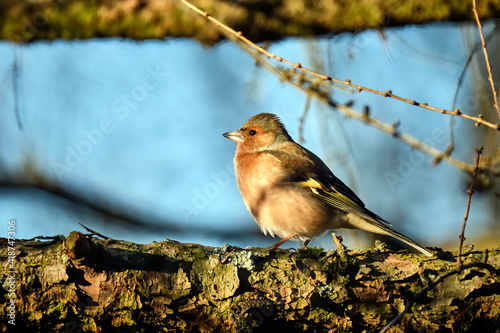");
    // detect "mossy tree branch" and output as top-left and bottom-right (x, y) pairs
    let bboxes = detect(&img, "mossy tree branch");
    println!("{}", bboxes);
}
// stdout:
(2, 0), (500, 43)
(1, 232), (499, 332)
